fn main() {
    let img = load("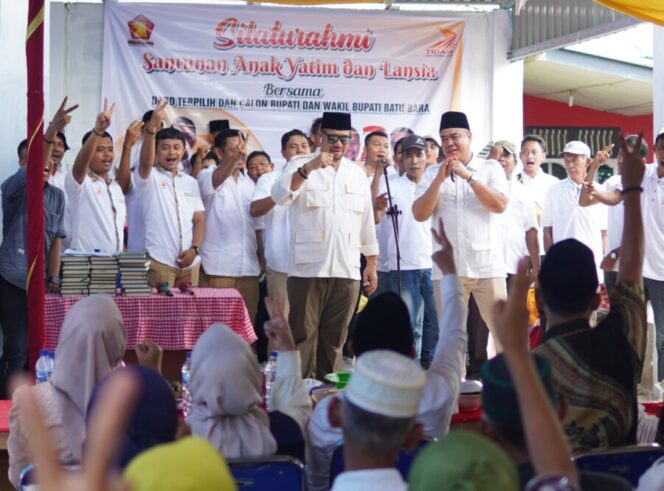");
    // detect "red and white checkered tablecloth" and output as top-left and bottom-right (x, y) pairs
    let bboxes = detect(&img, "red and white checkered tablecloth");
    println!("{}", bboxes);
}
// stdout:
(45, 288), (256, 350)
